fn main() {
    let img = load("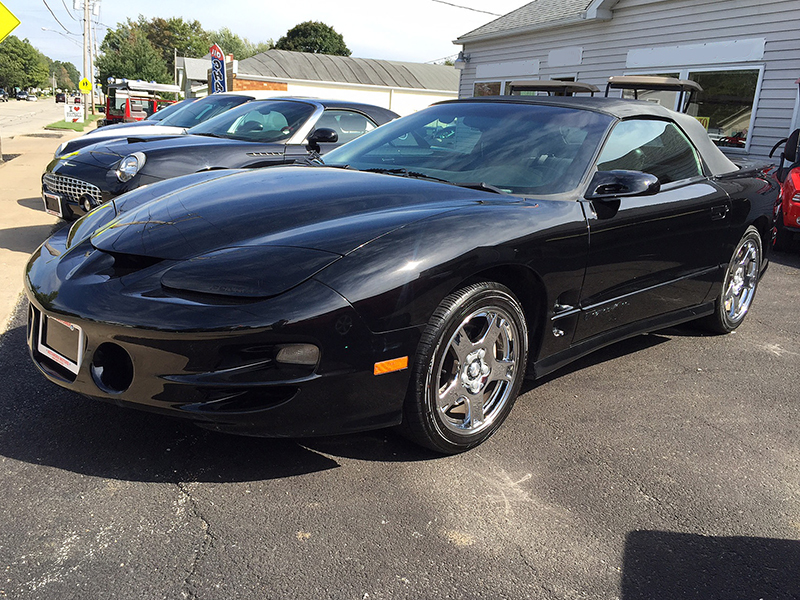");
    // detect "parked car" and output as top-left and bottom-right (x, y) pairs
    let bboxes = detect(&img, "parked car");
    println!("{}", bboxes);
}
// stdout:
(55, 92), (66, 103)
(42, 98), (398, 218)
(54, 91), (277, 158)
(27, 96), (776, 453)
(26, 93), (38, 102)
(770, 128), (800, 250)
(144, 97), (199, 121)
(16, 91), (28, 101)
(0, 89), (8, 102)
